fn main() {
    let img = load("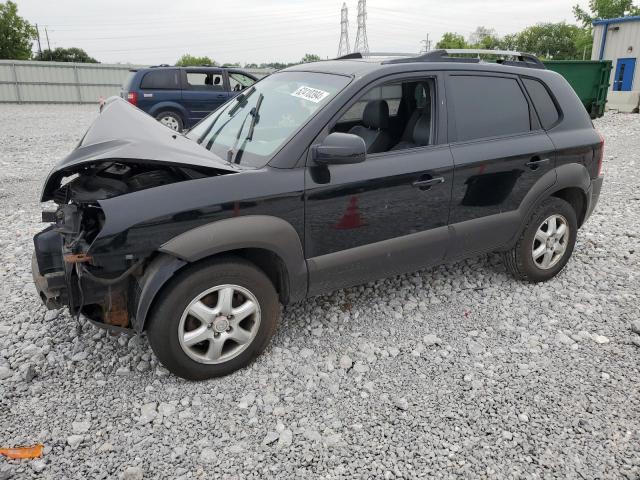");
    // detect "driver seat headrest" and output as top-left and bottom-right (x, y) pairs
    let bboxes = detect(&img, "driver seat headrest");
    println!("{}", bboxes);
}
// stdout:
(362, 100), (390, 130)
